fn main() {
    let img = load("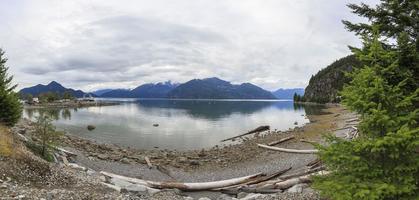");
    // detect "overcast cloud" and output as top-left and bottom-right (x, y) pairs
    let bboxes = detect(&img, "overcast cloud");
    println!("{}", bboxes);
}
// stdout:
(0, 0), (378, 91)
